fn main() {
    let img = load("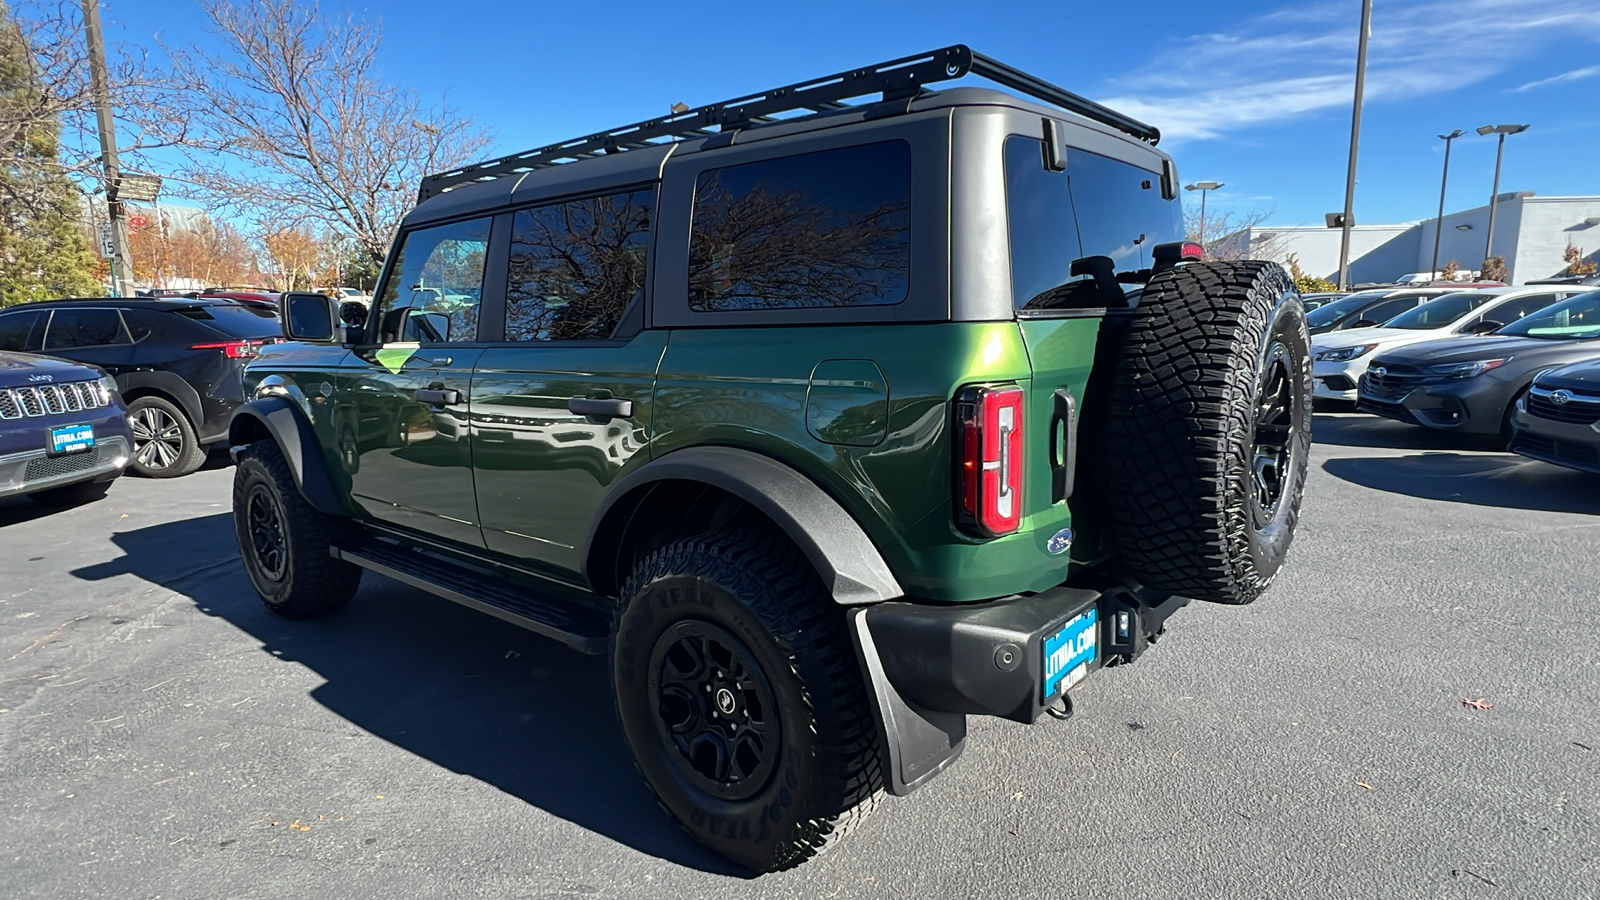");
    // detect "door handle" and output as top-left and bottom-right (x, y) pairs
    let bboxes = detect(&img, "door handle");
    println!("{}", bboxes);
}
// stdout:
(1049, 388), (1078, 503)
(567, 397), (633, 419)
(415, 388), (460, 406)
